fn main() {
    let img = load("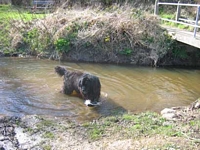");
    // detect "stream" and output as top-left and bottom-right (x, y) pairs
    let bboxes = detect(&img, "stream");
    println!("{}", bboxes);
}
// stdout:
(0, 57), (199, 122)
